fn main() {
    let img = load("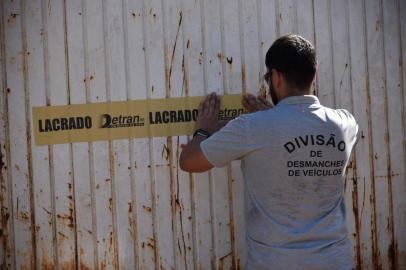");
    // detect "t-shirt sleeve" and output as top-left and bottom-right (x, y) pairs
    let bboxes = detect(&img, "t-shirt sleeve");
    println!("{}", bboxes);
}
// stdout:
(338, 109), (359, 146)
(200, 116), (255, 167)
